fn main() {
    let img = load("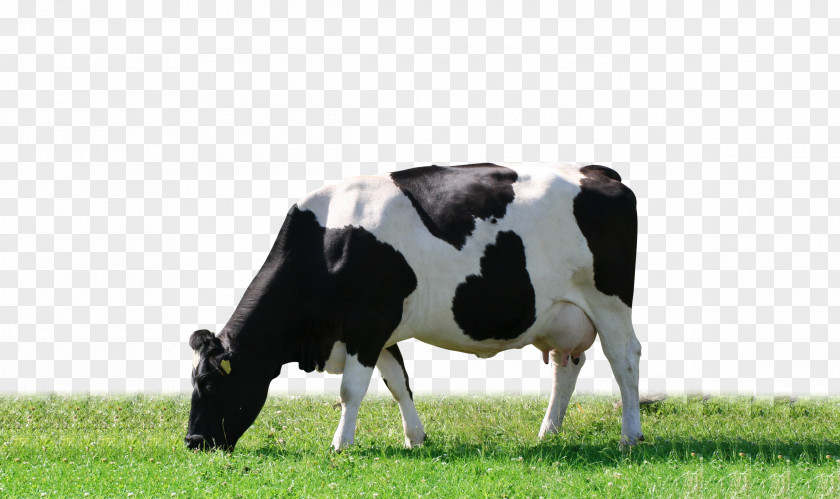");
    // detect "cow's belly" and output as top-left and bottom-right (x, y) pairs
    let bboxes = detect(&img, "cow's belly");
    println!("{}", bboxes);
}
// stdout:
(407, 325), (538, 356)
(389, 293), (596, 359)
(386, 246), (595, 358)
